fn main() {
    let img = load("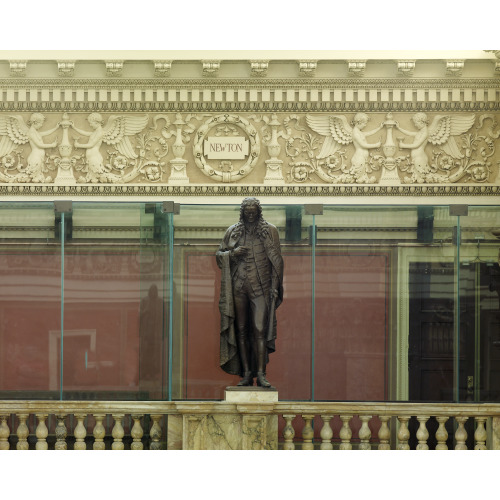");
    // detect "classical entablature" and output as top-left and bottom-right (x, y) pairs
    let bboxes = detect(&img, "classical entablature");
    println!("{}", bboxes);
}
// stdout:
(0, 50), (499, 203)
